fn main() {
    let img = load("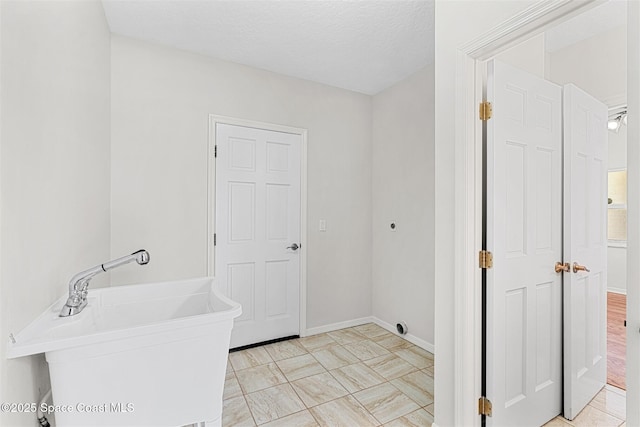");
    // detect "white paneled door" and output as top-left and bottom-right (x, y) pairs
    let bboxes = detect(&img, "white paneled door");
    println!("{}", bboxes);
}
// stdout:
(563, 84), (607, 420)
(486, 60), (563, 427)
(215, 123), (301, 349)
(486, 61), (609, 425)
